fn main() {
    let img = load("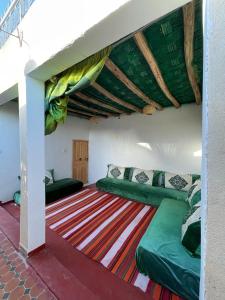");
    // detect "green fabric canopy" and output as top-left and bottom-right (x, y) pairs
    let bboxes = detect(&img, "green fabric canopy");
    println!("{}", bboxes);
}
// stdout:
(45, 47), (111, 135)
